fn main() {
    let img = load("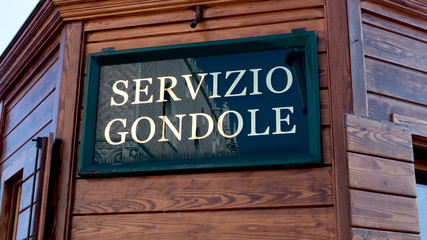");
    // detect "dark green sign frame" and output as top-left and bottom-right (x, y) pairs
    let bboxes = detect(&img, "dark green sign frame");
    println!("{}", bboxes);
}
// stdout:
(78, 30), (321, 176)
